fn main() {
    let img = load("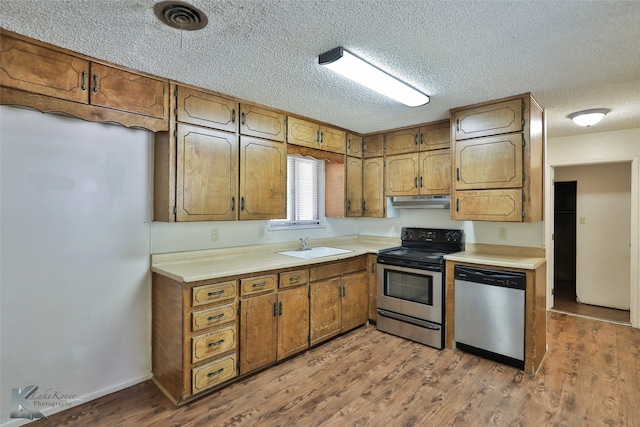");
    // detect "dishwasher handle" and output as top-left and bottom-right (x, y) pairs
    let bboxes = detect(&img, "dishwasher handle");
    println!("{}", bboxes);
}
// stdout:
(454, 265), (526, 290)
